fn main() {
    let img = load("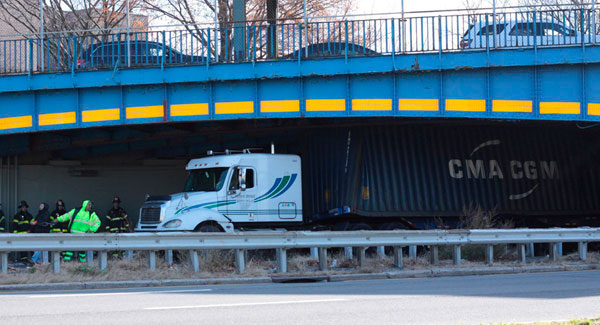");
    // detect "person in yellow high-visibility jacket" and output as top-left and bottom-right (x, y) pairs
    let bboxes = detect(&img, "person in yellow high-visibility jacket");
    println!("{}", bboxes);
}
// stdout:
(55, 200), (101, 262)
